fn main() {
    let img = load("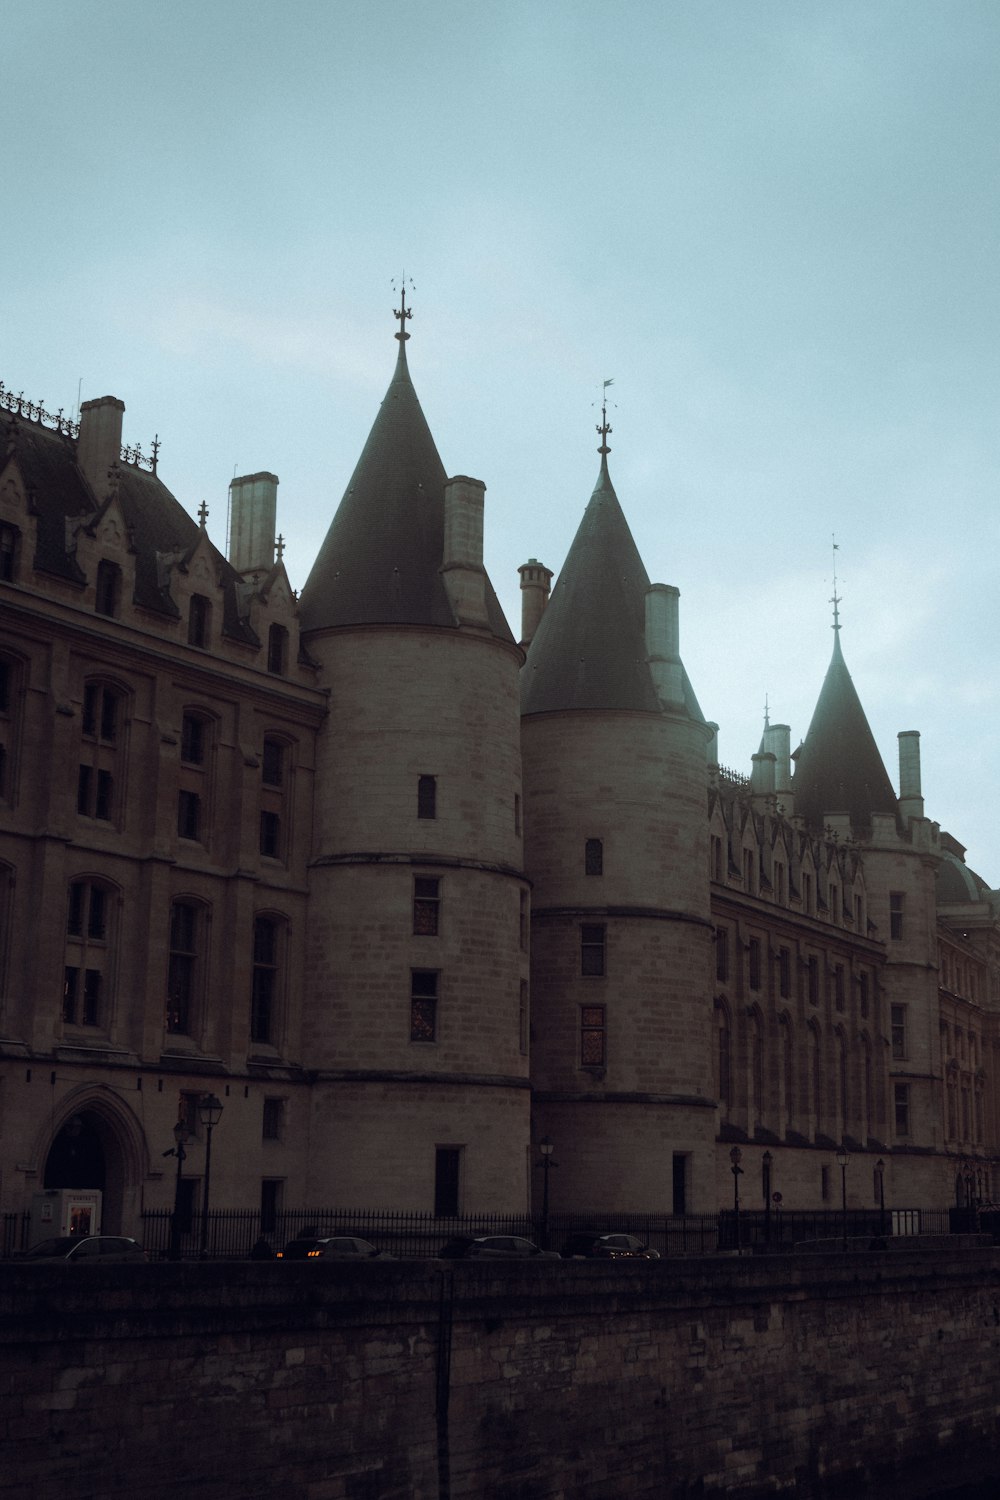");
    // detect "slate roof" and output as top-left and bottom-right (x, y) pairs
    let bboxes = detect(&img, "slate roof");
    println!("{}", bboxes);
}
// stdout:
(936, 847), (997, 908)
(520, 453), (703, 719)
(298, 340), (513, 642)
(791, 631), (899, 834)
(0, 407), (258, 644)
